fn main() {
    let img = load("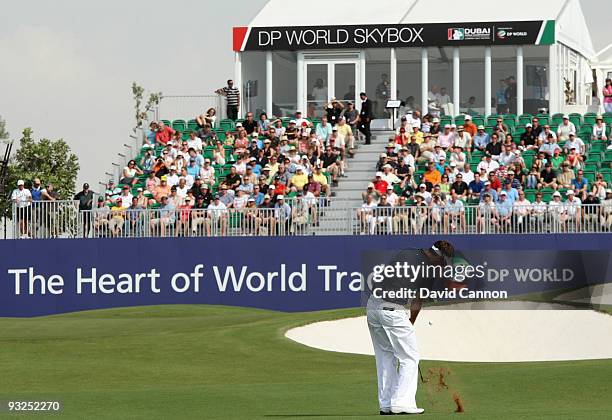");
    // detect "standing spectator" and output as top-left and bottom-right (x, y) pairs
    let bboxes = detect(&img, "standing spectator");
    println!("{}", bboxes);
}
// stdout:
(504, 76), (517, 114)
(495, 79), (508, 114)
(359, 92), (373, 145)
(74, 183), (94, 237)
(216, 79), (240, 120)
(601, 189), (612, 230)
(11, 180), (32, 238)
(603, 78), (612, 114)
